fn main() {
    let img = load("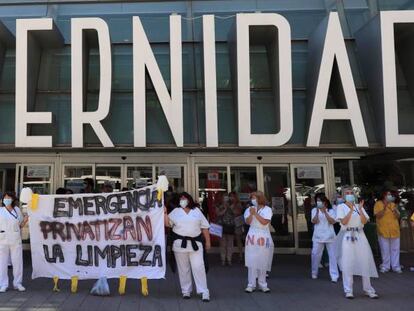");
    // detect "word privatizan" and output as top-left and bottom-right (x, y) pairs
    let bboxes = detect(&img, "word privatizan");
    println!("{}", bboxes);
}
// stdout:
(11, 11), (414, 149)
(52, 188), (161, 218)
(40, 216), (154, 242)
